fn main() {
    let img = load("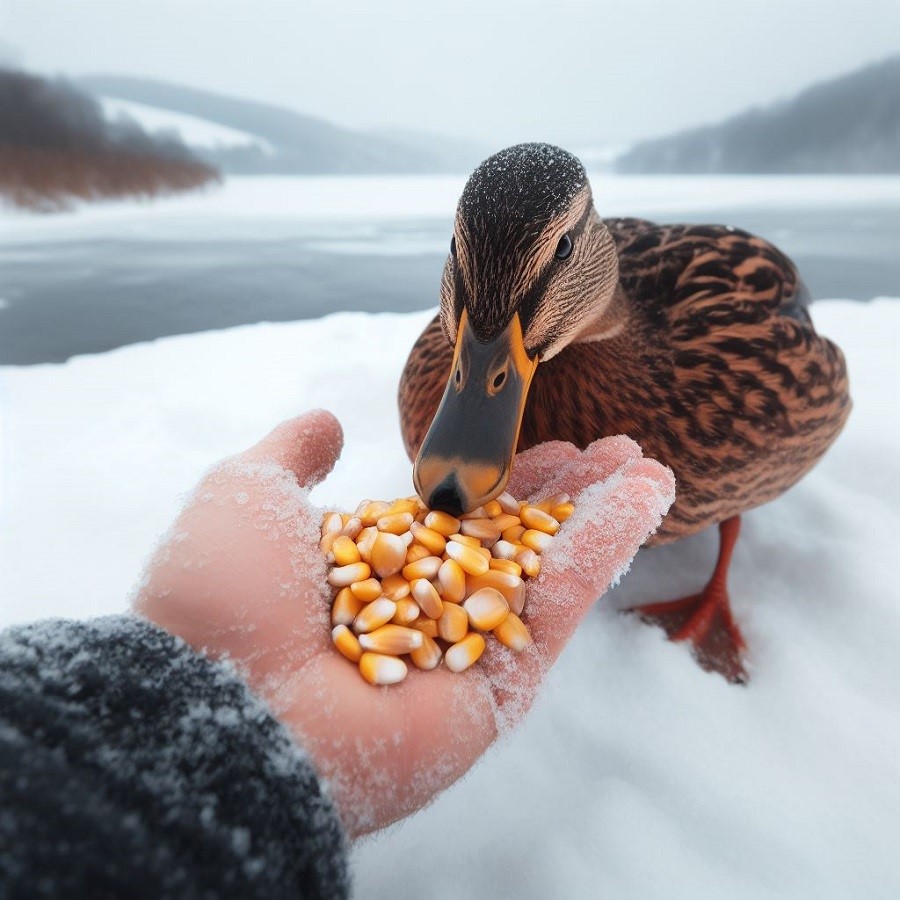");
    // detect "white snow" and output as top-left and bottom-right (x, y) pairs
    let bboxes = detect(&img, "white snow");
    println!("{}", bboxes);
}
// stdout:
(99, 96), (274, 155)
(1, 296), (899, 897)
